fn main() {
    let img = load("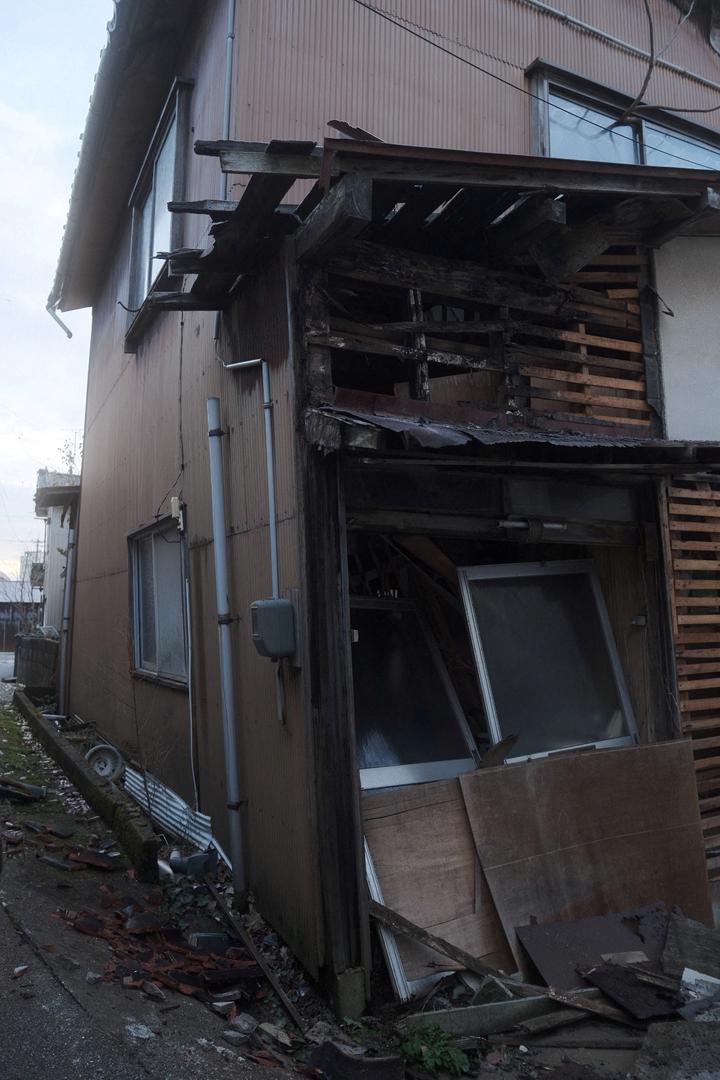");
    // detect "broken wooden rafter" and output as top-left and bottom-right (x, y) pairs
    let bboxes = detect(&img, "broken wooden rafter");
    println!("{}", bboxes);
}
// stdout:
(294, 174), (373, 262)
